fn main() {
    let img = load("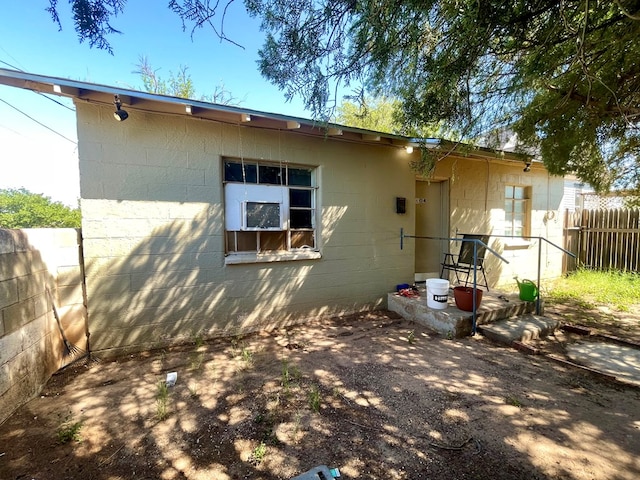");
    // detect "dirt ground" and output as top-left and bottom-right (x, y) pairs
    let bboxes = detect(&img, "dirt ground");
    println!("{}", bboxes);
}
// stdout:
(1, 303), (640, 480)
